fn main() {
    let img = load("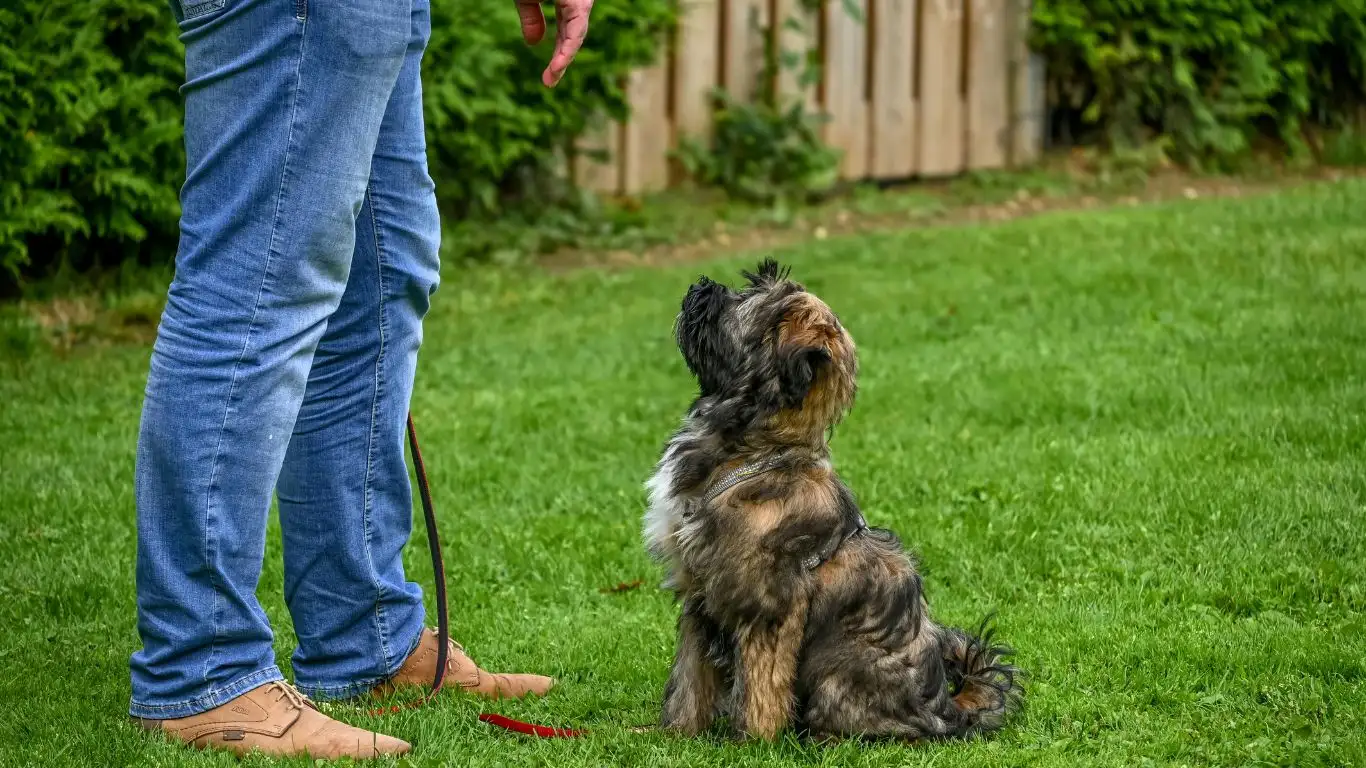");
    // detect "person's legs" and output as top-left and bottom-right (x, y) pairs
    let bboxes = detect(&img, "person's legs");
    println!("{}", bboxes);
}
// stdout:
(274, 0), (439, 700)
(130, 0), (413, 719)
(275, 0), (555, 702)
